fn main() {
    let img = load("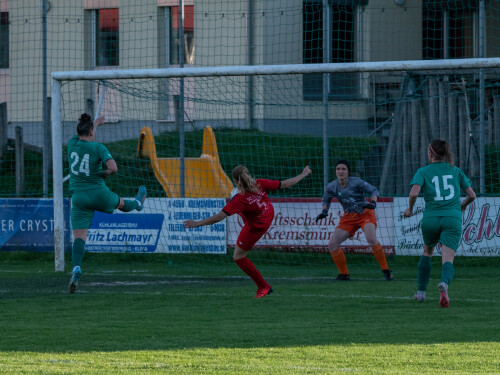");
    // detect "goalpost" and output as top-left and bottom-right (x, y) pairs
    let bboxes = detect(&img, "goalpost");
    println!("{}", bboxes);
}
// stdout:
(52, 58), (500, 272)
